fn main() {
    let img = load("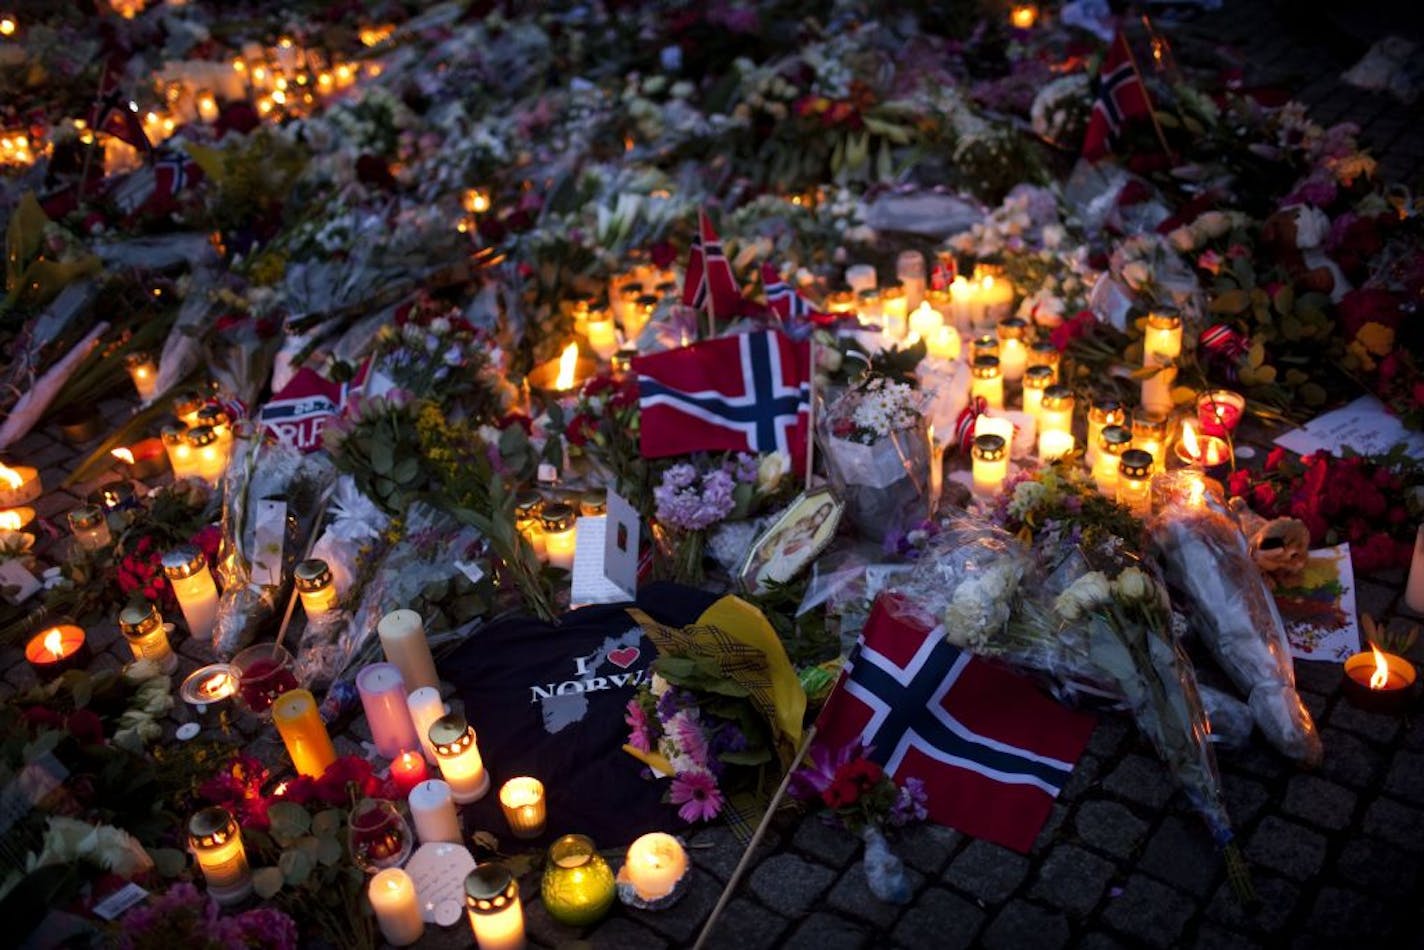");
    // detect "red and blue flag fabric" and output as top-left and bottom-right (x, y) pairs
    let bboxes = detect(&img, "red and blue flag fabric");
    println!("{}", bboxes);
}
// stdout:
(632, 329), (810, 473)
(88, 59), (152, 156)
(814, 596), (1096, 853)
(760, 262), (827, 336)
(1082, 31), (1153, 162)
(680, 210), (743, 318)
